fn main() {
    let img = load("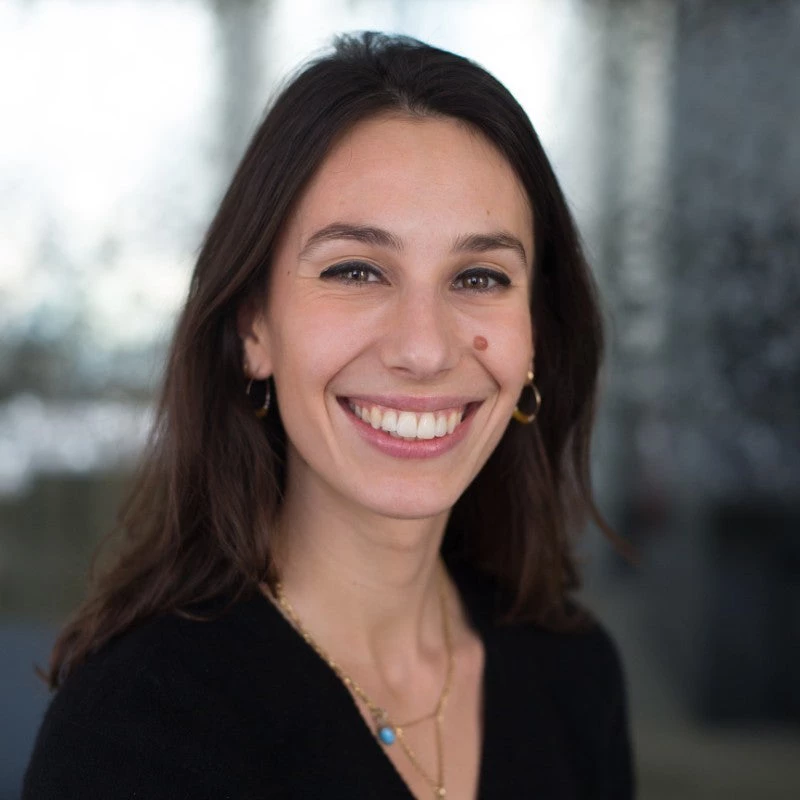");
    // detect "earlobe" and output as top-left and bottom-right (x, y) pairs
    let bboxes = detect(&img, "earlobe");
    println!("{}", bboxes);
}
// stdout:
(237, 302), (273, 379)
